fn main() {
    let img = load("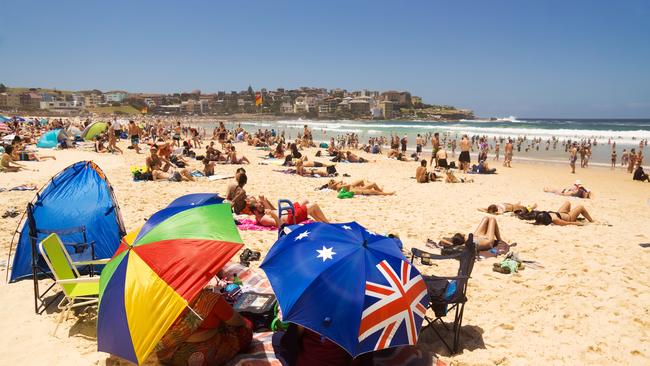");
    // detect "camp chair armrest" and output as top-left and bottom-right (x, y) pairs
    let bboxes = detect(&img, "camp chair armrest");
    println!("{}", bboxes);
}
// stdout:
(425, 252), (465, 260)
(73, 258), (110, 266)
(57, 277), (100, 284)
